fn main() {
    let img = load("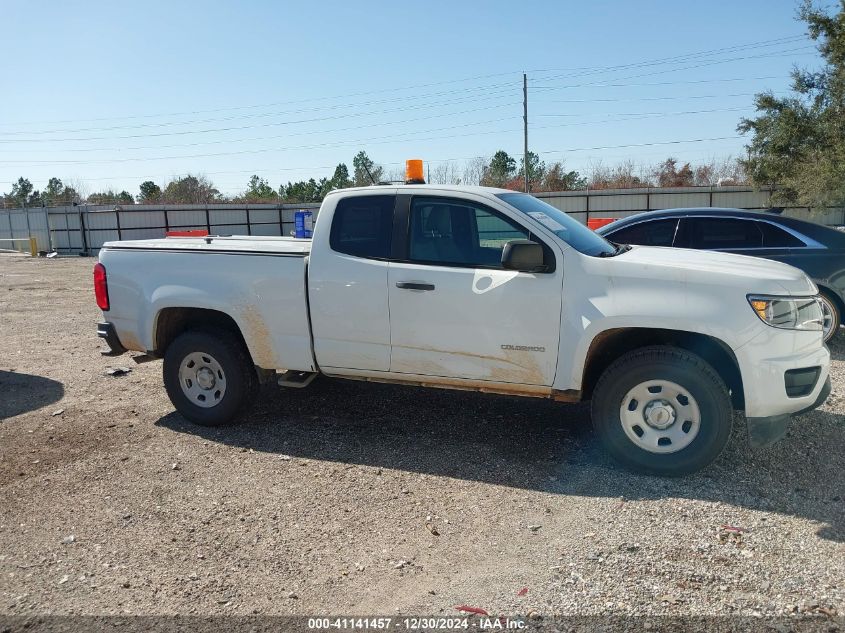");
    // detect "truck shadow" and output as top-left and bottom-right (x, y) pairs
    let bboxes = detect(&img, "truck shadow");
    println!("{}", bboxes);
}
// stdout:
(829, 336), (845, 362)
(0, 370), (64, 421)
(156, 376), (844, 542)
